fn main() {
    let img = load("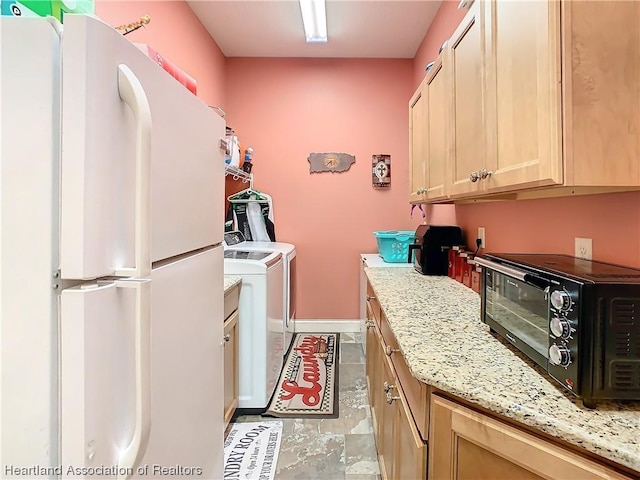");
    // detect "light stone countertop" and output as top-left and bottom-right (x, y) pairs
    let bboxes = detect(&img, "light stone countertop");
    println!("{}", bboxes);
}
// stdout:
(365, 266), (640, 475)
(224, 275), (241, 294)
